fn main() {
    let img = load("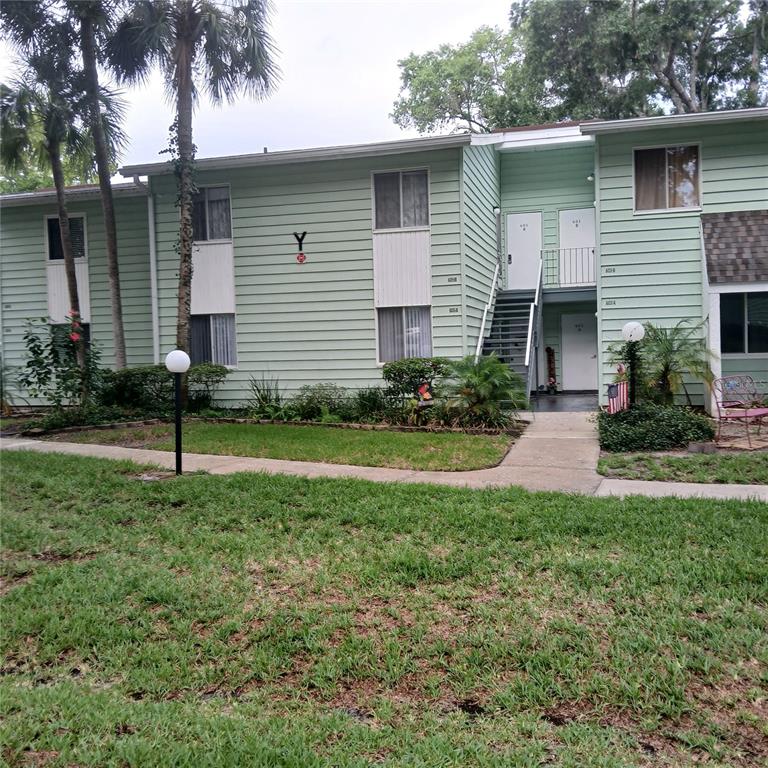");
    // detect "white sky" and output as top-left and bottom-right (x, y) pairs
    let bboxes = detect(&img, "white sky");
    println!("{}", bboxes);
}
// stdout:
(119, 0), (512, 167)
